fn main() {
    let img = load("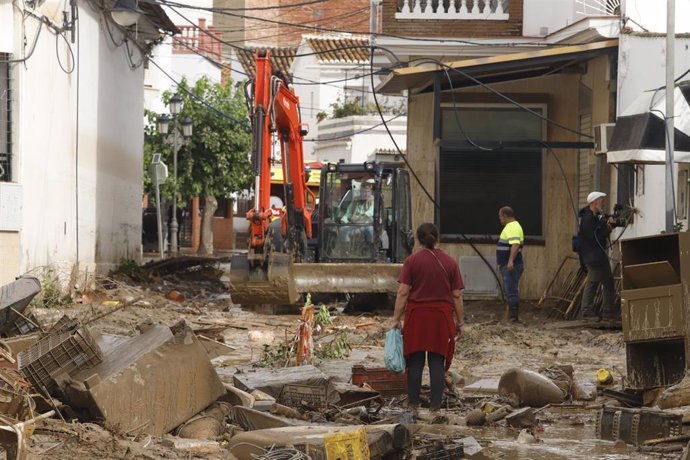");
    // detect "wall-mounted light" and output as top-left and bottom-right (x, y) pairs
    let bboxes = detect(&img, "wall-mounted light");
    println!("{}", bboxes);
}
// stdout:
(111, 0), (143, 27)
